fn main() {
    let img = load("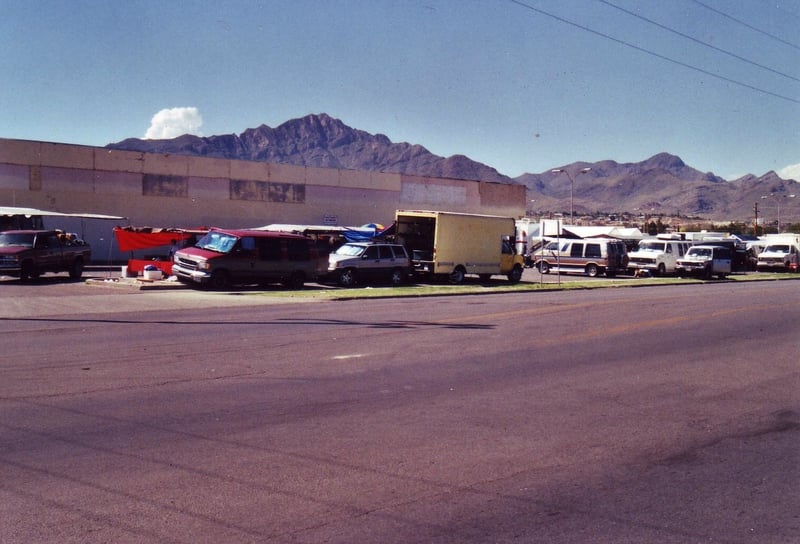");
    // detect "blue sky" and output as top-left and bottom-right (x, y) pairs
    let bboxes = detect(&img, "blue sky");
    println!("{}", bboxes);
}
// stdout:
(2, 0), (798, 180)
